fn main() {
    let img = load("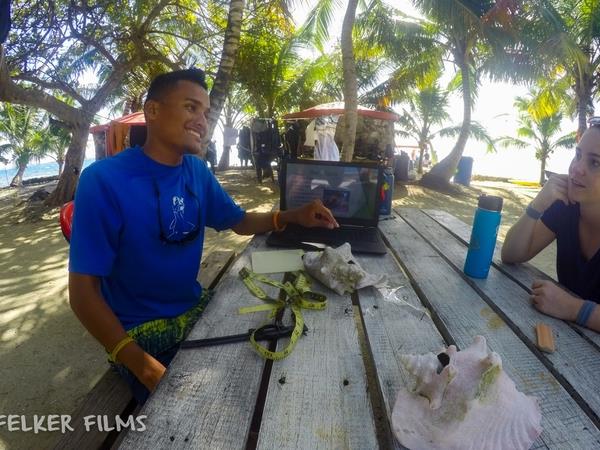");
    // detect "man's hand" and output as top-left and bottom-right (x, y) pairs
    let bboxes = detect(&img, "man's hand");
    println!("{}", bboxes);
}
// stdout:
(117, 341), (167, 393)
(232, 200), (339, 235)
(138, 357), (167, 393)
(283, 199), (339, 229)
(530, 279), (582, 321)
(531, 174), (571, 212)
